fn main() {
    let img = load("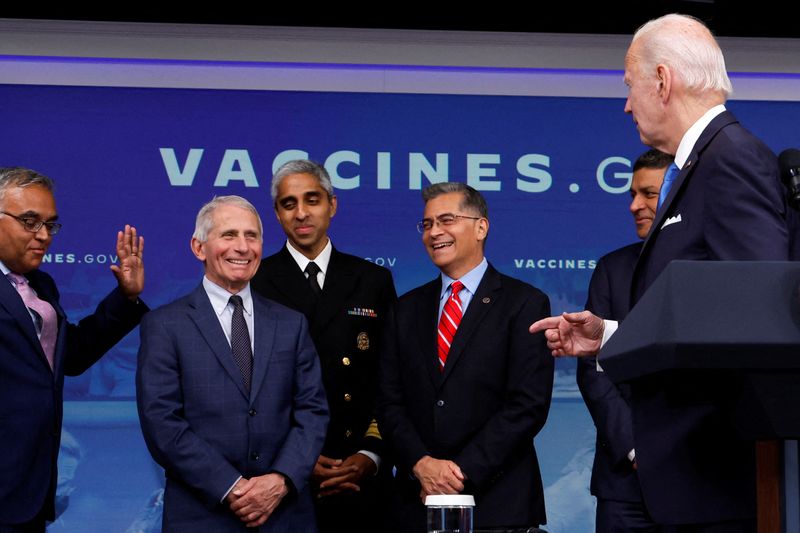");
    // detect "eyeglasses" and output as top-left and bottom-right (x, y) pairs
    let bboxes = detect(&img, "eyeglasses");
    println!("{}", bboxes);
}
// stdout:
(416, 213), (482, 234)
(1, 211), (62, 235)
